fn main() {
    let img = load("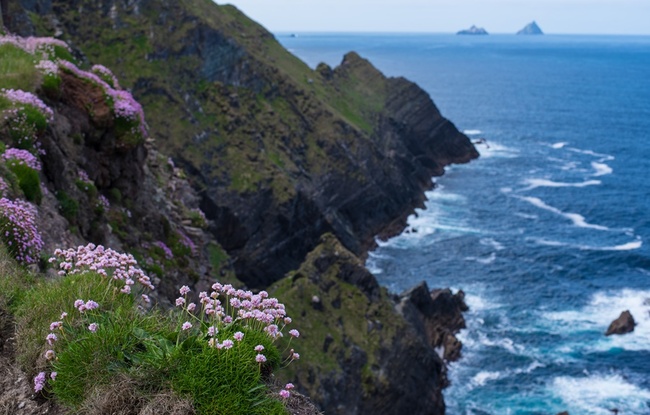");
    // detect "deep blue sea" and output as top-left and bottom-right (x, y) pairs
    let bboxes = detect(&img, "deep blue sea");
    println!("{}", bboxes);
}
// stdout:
(277, 33), (650, 414)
